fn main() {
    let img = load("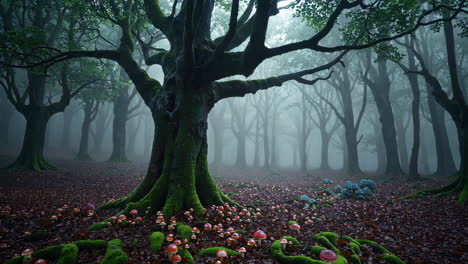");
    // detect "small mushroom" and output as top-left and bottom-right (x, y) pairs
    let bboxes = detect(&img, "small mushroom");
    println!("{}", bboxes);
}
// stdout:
(253, 230), (267, 246)
(280, 239), (288, 250)
(238, 247), (246, 258)
(166, 244), (178, 258)
(170, 254), (181, 264)
(34, 259), (46, 264)
(319, 249), (337, 264)
(216, 249), (228, 261)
